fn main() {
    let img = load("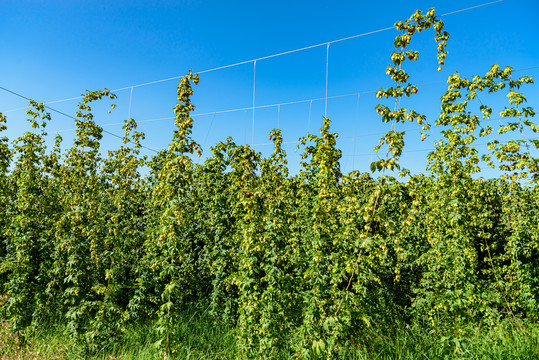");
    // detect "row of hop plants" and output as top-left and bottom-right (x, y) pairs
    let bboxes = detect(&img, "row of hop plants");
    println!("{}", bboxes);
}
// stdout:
(1, 7), (539, 359)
